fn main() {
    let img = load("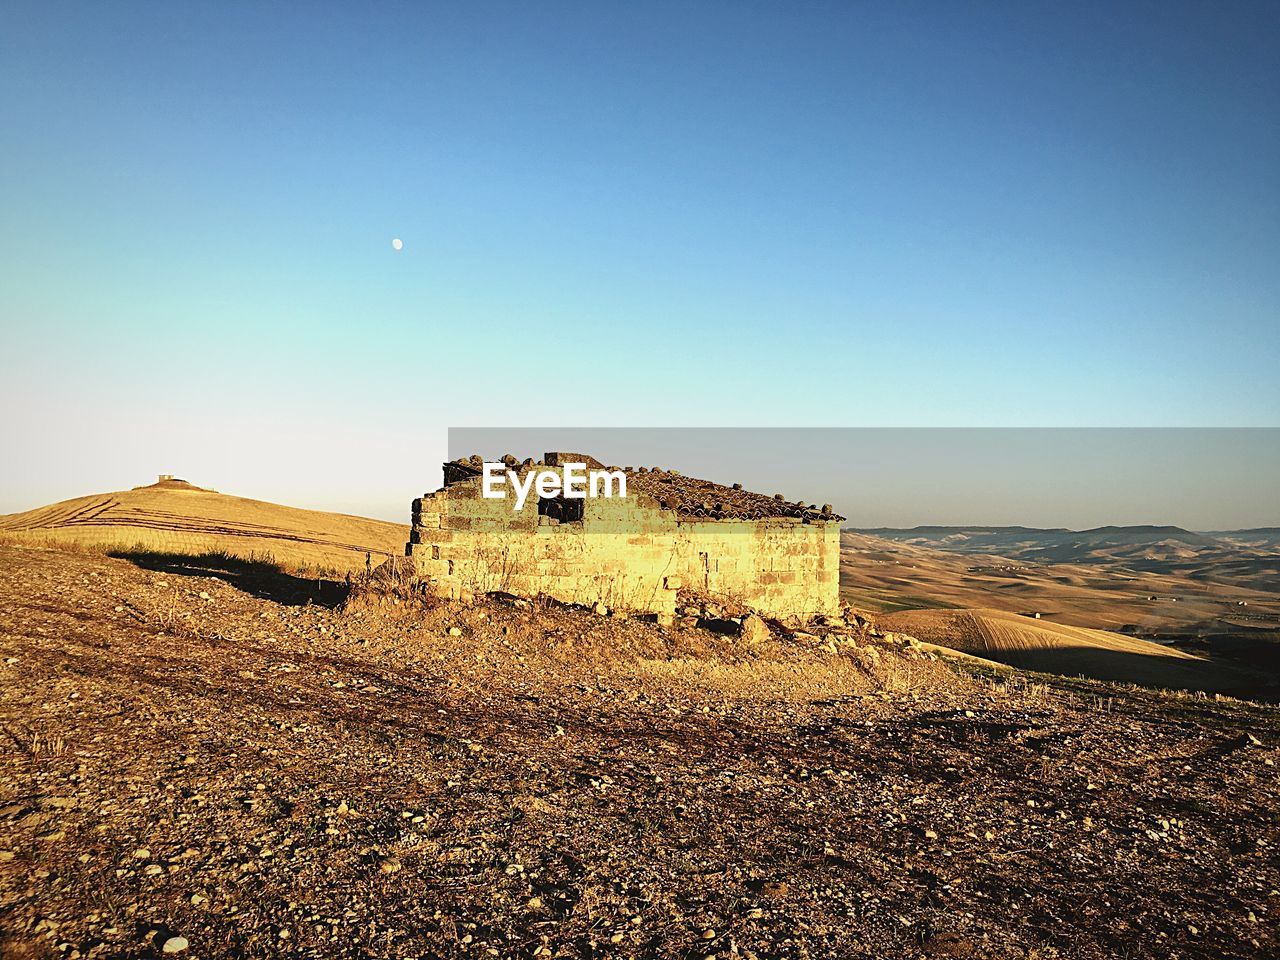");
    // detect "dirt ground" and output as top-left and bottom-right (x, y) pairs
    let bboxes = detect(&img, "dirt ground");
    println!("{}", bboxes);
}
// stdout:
(0, 545), (1276, 959)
